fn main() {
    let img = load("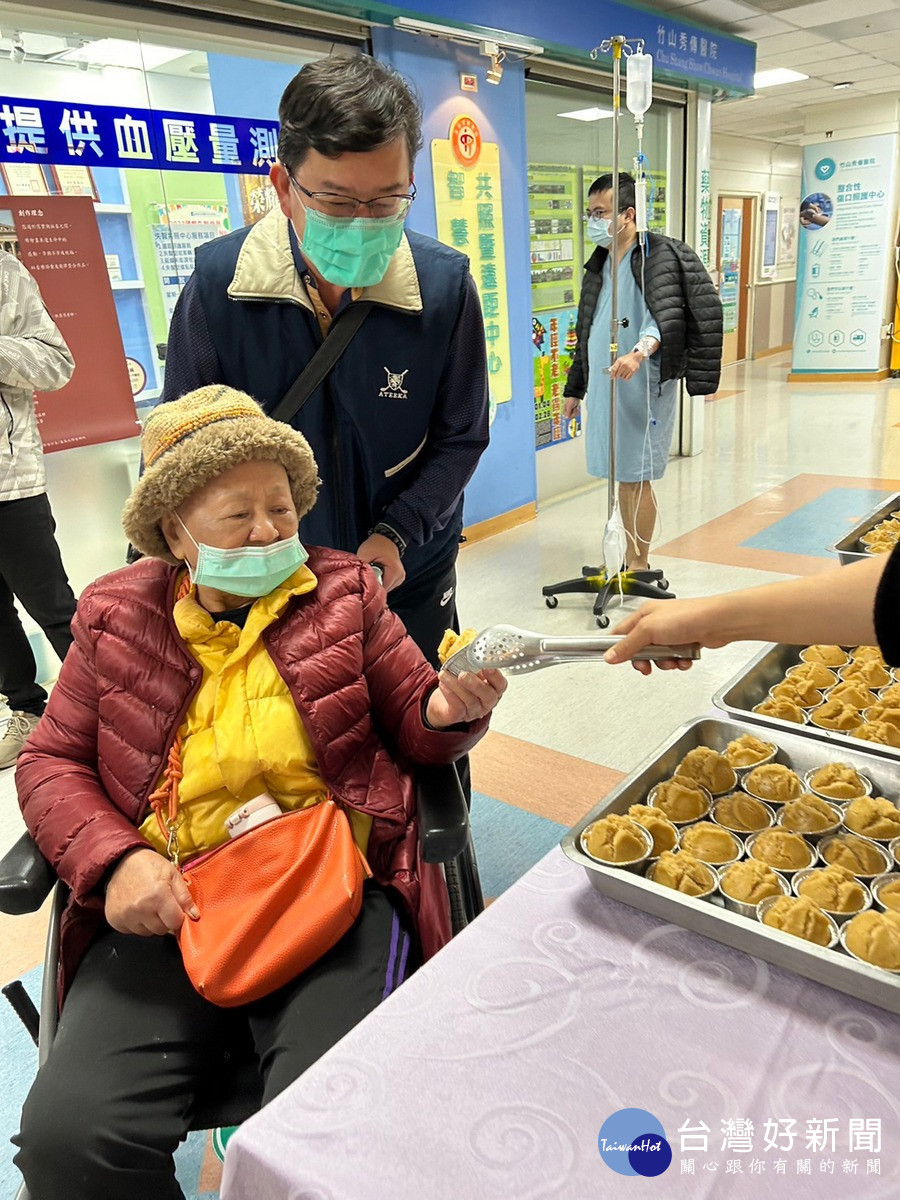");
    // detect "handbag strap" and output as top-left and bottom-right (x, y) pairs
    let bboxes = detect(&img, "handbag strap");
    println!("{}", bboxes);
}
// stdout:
(149, 572), (193, 864)
(268, 301), (374, 425)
